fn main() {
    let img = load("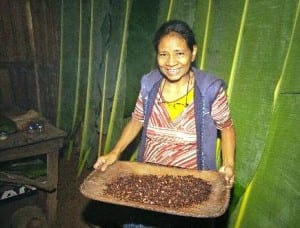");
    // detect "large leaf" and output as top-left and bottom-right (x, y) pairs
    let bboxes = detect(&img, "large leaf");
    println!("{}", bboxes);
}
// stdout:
(124, 0), (161, 117)
(193, 0), (212, 69)
(57, 0), (80, 131)
(231, 2), (300, 226)
(97, 1), (130, 157)
(233, 97), (300, 227)
(78, 0), (110, 171)
(103, 0), (133, 153)
(168, 0), (197, 25)
(204, 0), (245, 82)
(226, 0), (296, 189)
(71, 0), (90, 133)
